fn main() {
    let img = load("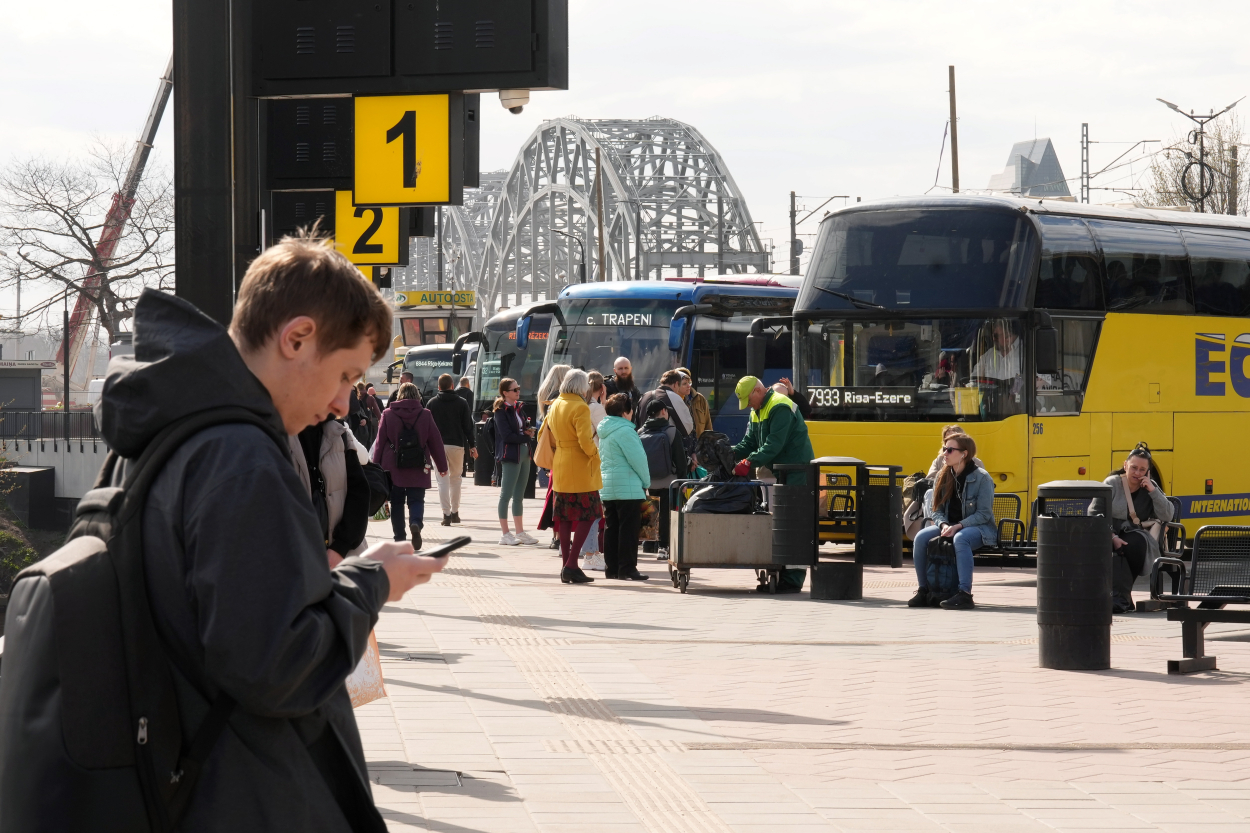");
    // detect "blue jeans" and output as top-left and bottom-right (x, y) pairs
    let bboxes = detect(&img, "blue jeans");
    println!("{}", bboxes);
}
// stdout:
(913, 524), (983, 594)
(390, 485), (427, 541)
